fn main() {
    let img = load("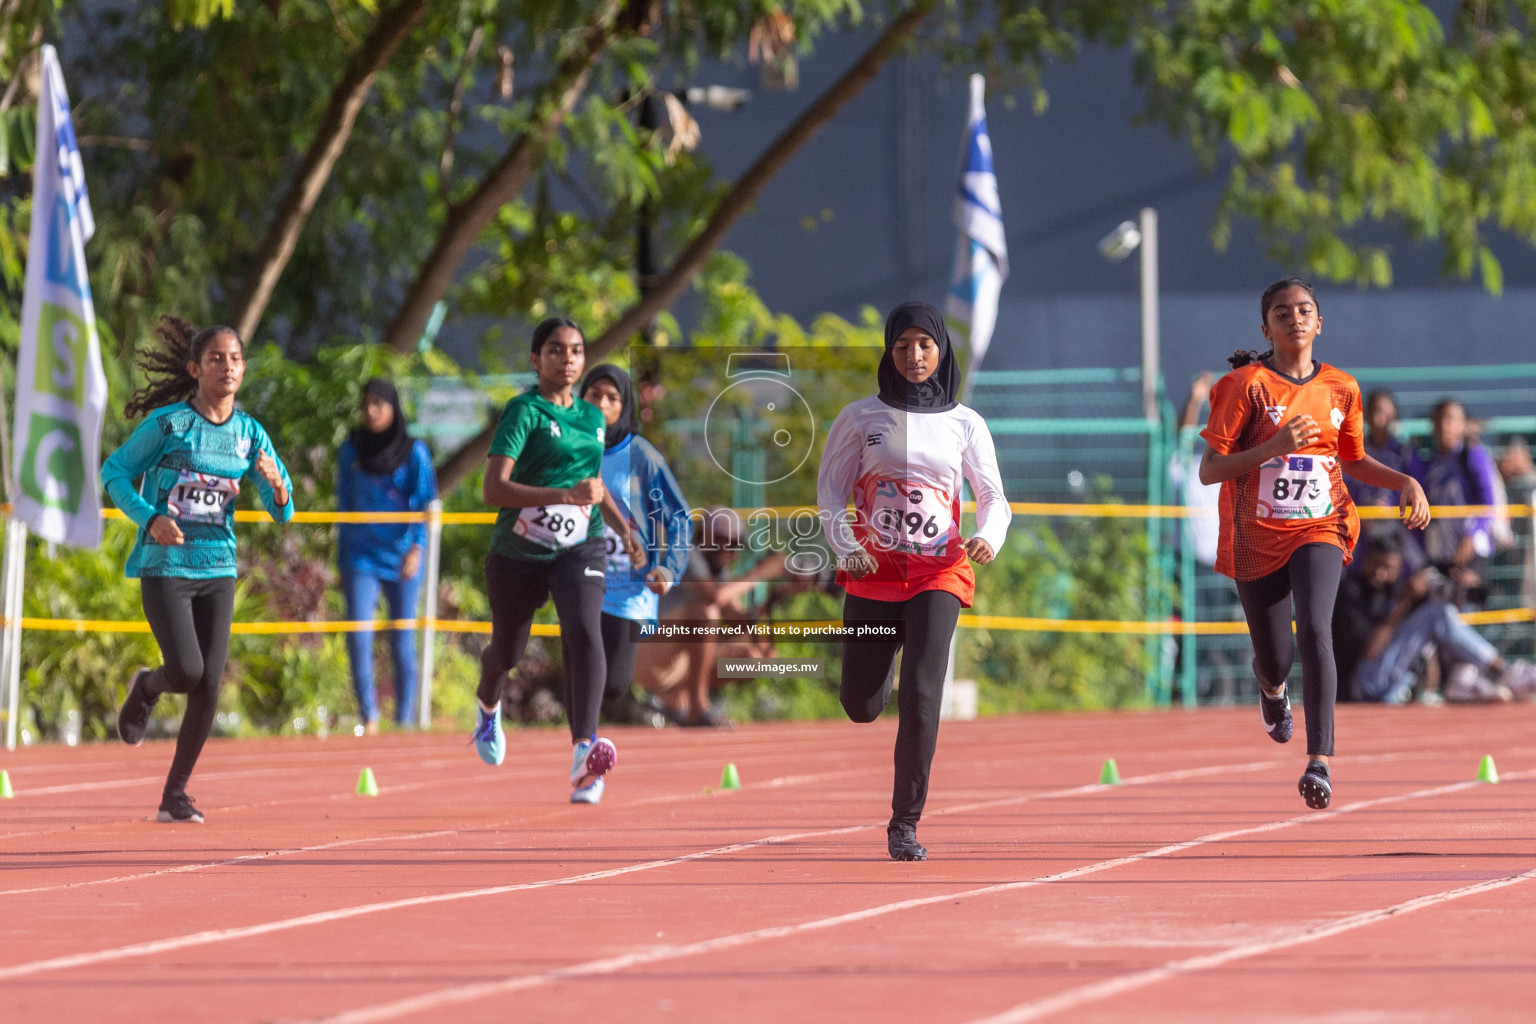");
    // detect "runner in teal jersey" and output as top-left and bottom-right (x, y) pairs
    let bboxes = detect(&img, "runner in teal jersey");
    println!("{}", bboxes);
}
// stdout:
(104, 316), (293, 824)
